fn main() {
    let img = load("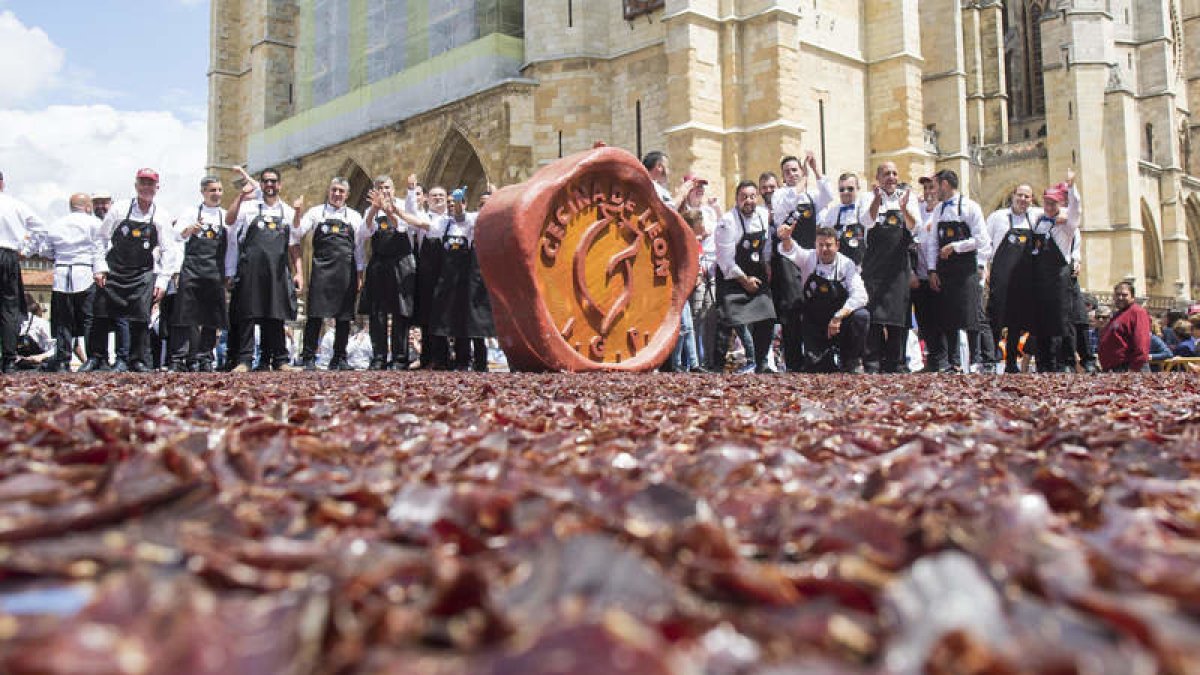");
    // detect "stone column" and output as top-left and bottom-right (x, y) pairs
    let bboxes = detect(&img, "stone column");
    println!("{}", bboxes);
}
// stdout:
(916, 0), (968, 189)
